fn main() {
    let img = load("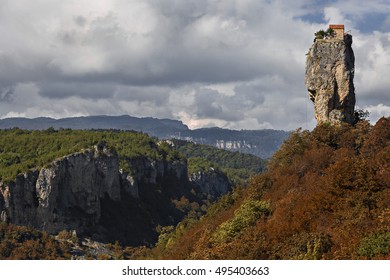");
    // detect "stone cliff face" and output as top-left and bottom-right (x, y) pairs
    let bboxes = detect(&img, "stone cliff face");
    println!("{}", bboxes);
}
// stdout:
(305, 34), (355, 124)
(0, 144), (231, 244)
(123, 157), (187, 187)
(189, 167), (232, 199)
(119, 156), (188, 202)
(0, 171), (40, 226)
(1, 144), (121, 234)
